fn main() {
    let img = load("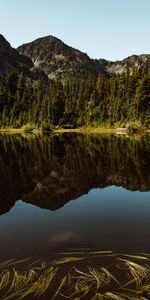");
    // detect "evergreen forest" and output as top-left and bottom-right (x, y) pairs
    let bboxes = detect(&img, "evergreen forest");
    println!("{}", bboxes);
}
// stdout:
(0, 68), (150, 130)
